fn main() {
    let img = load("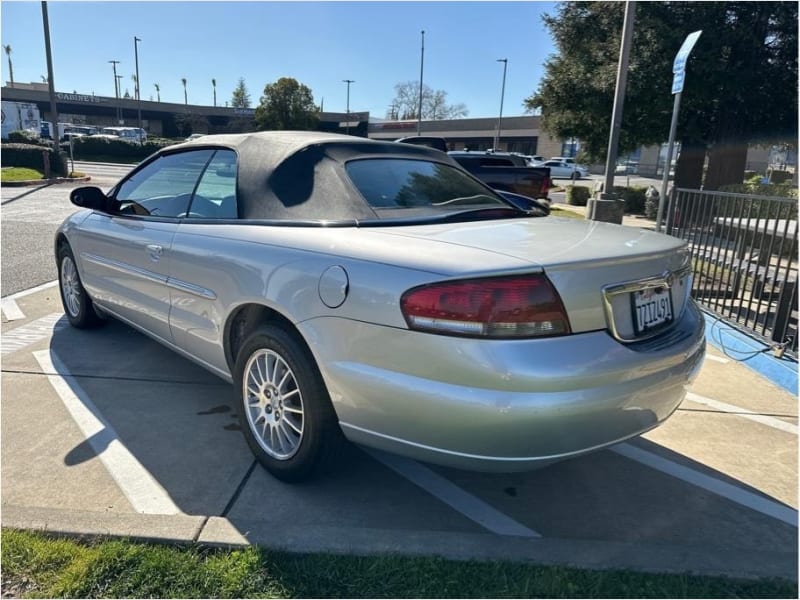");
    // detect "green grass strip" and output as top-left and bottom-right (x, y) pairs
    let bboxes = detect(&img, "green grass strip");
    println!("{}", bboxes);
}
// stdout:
(2, 529), (795, 598)
(0, 167), (45, 182)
